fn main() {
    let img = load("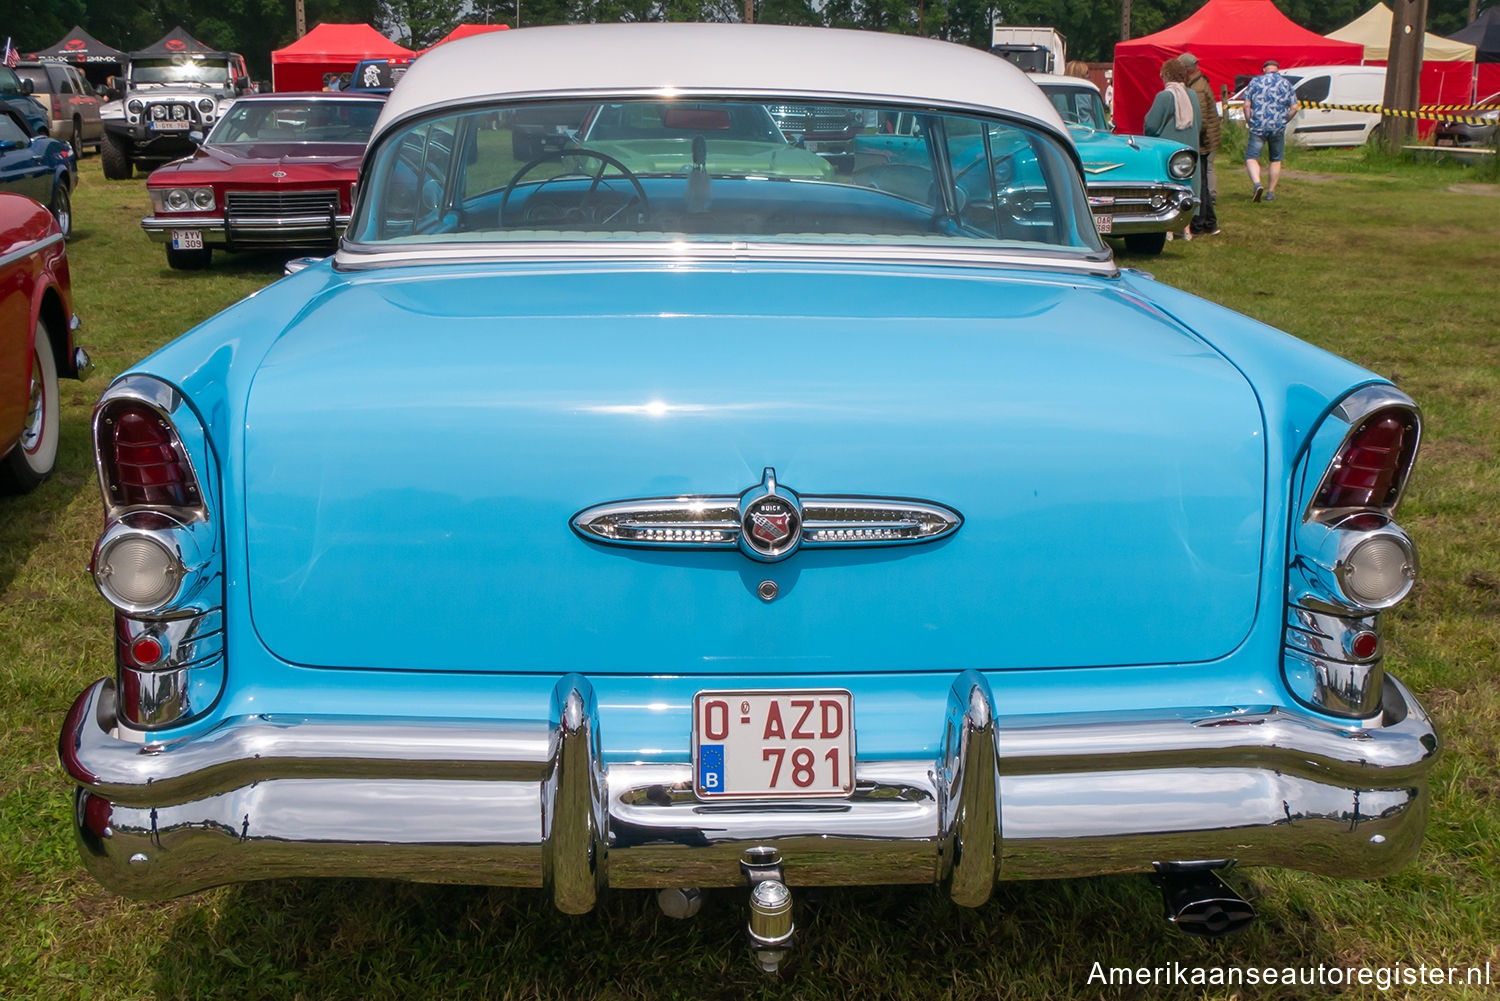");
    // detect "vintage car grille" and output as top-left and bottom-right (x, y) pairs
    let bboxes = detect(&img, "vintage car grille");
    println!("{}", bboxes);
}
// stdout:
(225, 190), (340, 219)
(766, 104), (856, 136)
(1086, 185), (1187, 220)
